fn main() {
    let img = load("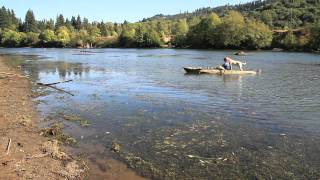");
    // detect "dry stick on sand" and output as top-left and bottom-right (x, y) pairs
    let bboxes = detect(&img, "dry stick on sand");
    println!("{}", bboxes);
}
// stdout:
(6, 138), (12, 155)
